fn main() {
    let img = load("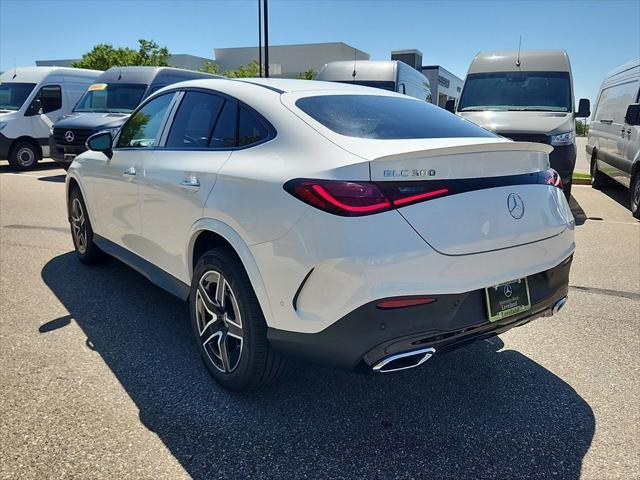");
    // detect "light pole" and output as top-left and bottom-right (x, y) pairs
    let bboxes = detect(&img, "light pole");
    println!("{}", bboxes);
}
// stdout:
(263, 0), (269, 78)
